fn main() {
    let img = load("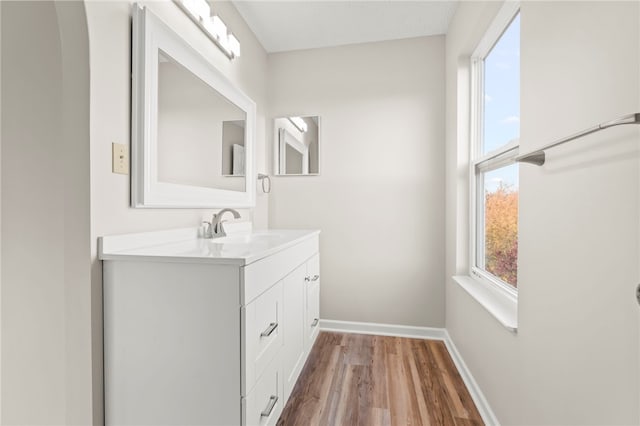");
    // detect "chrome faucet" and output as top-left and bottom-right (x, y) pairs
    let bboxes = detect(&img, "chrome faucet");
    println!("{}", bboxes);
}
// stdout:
(210, 208), (241, 238)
